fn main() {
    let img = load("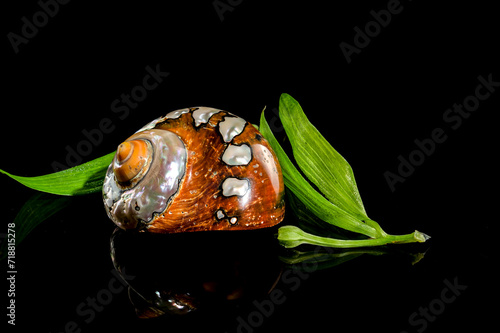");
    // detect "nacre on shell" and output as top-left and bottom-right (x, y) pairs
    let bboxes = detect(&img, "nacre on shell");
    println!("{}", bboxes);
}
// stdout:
(103, 107), (285, 233)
